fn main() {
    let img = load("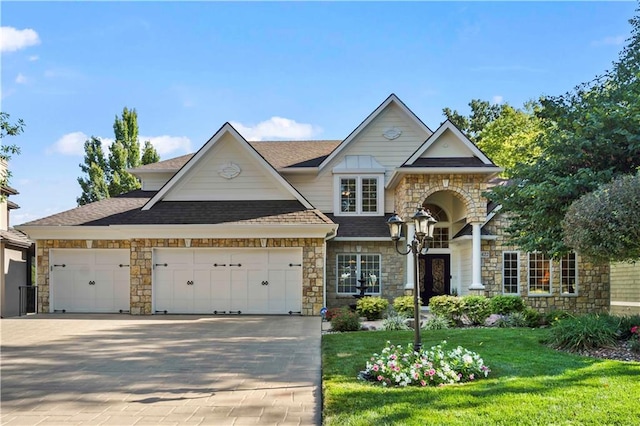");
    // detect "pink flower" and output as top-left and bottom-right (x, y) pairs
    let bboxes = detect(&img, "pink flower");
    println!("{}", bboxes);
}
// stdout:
(420, 380), (427, 387)
(631, 326), (639, 334)
(469, 374), (475, 381)
(377, 375), (383, 381)
(428, 369), (436, 376)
